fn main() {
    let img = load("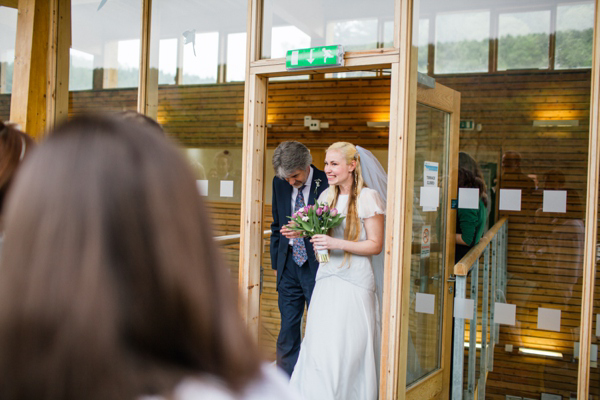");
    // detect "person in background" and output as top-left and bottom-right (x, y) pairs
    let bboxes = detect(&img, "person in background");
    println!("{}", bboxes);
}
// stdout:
(0, 115), (300, 400)
(209, 150), (234, 179)
(455, 151), (488, 263)
(0, 121), (34, 254)
(270, 141), (328, 377)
